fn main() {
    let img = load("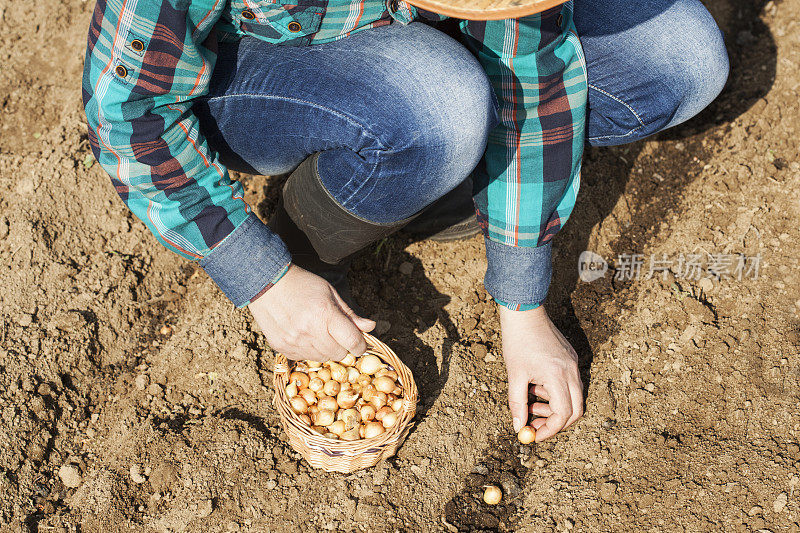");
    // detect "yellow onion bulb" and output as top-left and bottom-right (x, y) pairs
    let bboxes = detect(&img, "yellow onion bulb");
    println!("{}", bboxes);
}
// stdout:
(308, 377), (324, 393)
(373, 376), (395, 394)
(362, 386), (377, 402)
(337, 389), (359, 409)
(381, 411), (398, 429)
(376, 369), (398, 380)
(299, 388), (317, 406)
(314, 409), (336, 427)
(518, 426), (536, 444)
(358, 354), (383, 375)
(289, 396), (309, 414)
(375, 406), (393, 421)
(483, 485), (502, 505)
(317, 396), (338, 412)
(328, 420), (346, 436)
(360, 405), (376, 422)
(363, 421), (385, 438)
(341, 428), (361, 441)
(322, 380), (341, 397)
(340, 408), (360, 430)
(329, 362), (348, 383)
(370, 392), (387, 410)
(289, 371), (310, 389)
